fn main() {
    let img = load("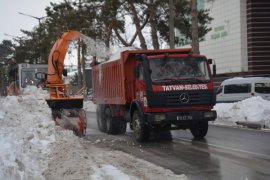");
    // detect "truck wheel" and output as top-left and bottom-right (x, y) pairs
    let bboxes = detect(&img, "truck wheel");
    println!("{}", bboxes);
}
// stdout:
(117, 118), (127, 134)
(96, 105), (107, 132)
(132, 110), (150, 142)
(105, 108), (114, 134)
(190, 121), (208, 138)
